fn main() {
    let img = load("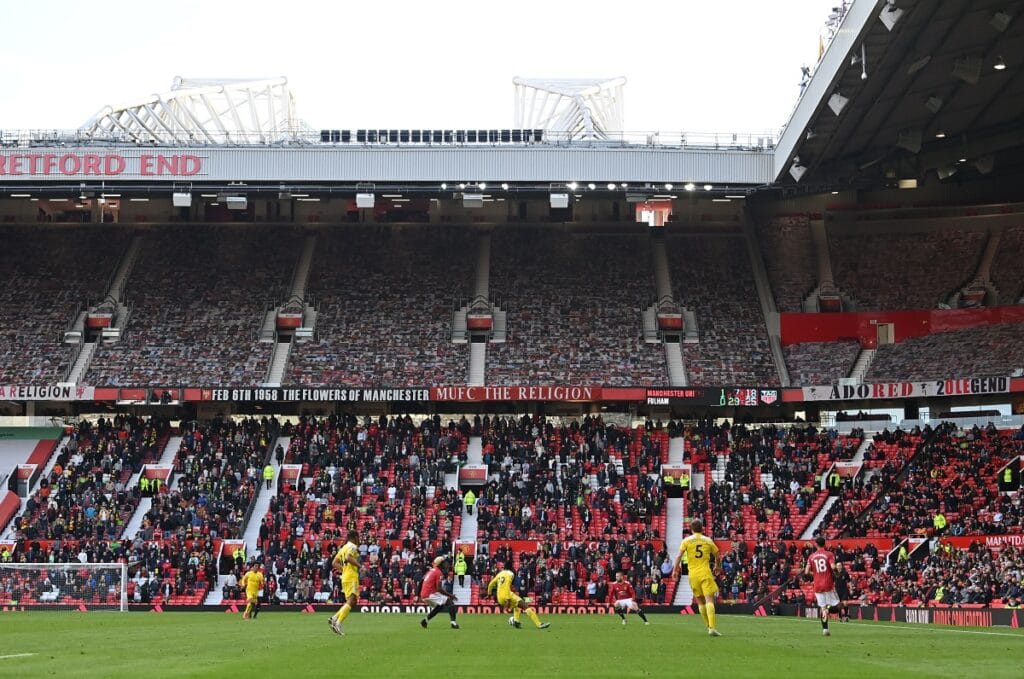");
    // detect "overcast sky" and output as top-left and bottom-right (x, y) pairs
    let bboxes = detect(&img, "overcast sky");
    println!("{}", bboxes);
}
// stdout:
(2, 0), (839, 135)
